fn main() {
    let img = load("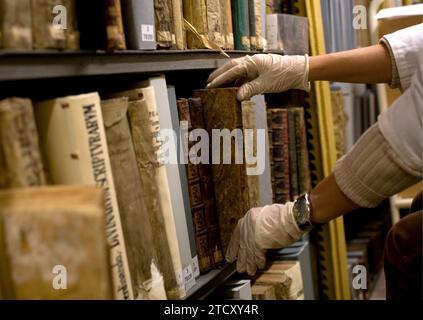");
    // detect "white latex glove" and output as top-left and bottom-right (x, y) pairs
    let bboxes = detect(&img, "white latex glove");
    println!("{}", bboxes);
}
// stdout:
(206, 54), (310, 101)
(225, 203), (305, 276)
